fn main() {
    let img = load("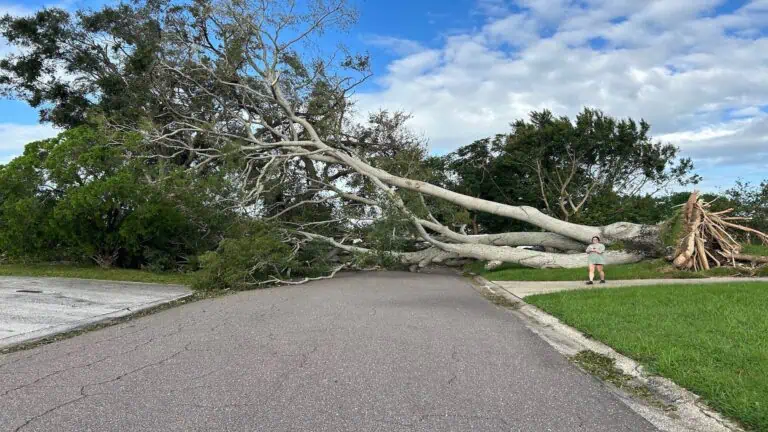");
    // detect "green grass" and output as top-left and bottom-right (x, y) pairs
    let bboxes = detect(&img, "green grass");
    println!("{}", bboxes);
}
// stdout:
(466, 259), (757, 281)
(526, 282), (768, 431)
(742, 243), (768, 256)
(0, 263), (195, 285)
